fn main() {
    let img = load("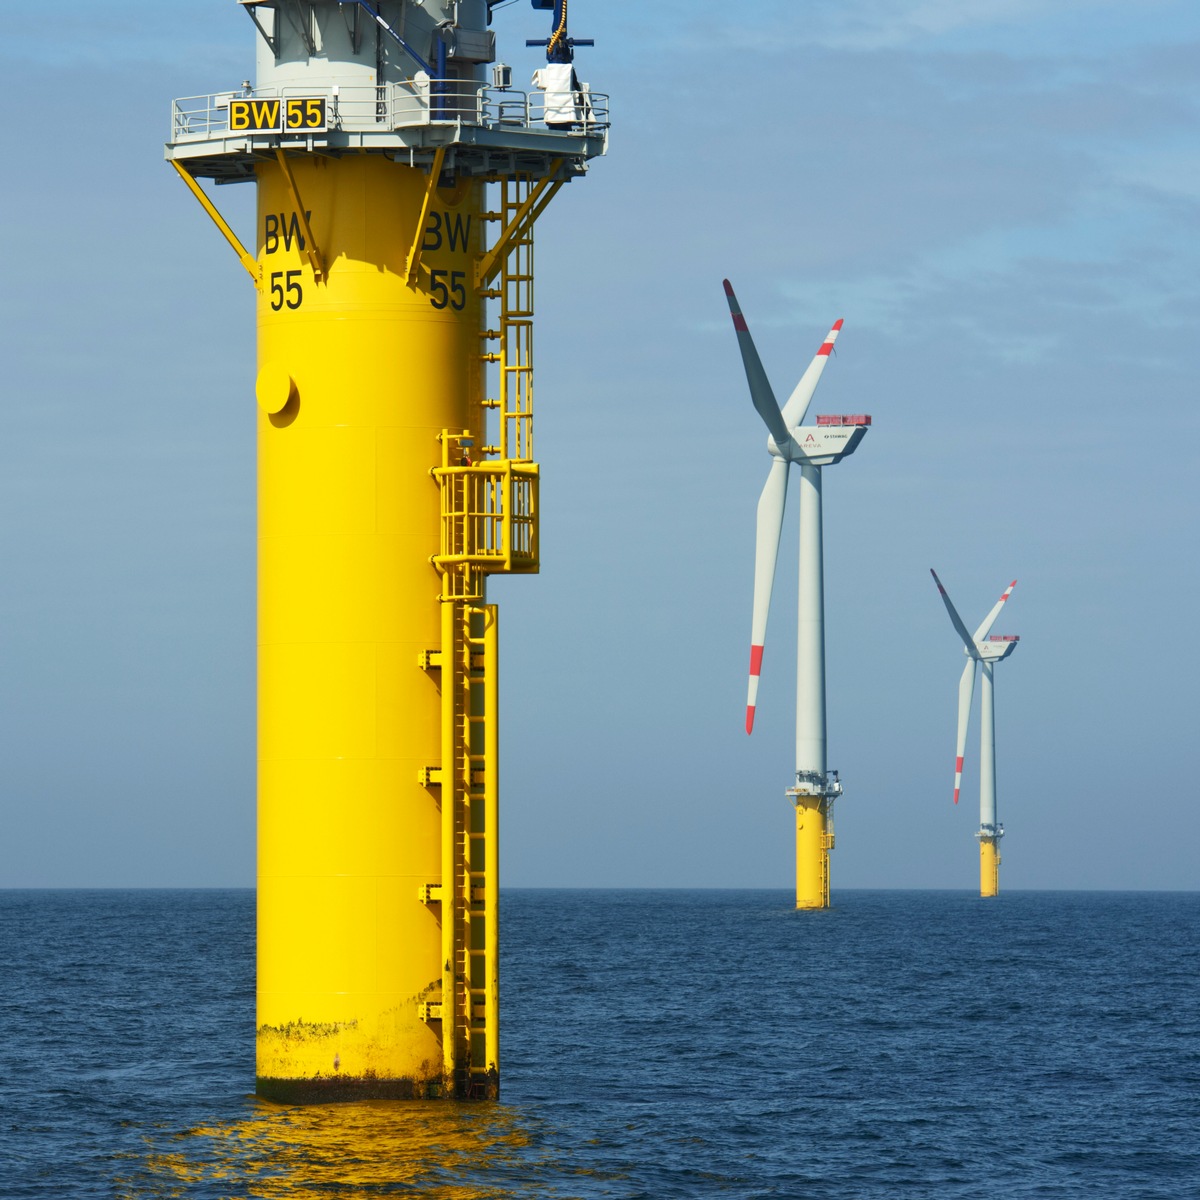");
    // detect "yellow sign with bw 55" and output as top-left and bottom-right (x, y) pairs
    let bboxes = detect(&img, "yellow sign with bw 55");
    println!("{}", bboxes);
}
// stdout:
(229, 97), (327, 133)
